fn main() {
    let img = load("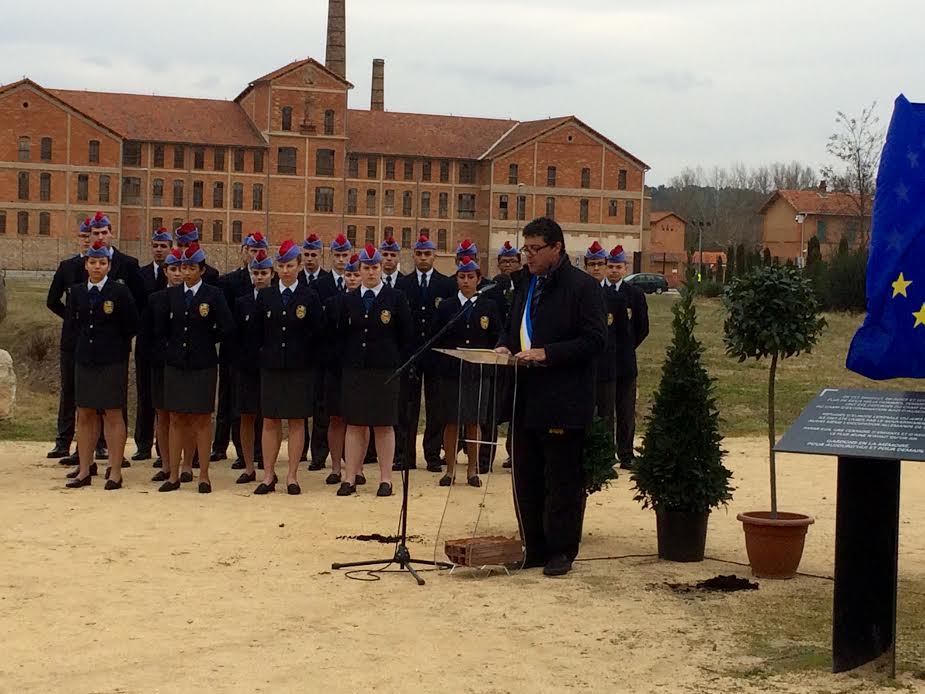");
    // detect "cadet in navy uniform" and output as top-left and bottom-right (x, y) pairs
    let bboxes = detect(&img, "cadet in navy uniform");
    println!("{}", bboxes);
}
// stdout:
(431, 258), (501, 488)
(606, 245), (649, 469)
(335, 245), (412, 497)
(322, 253), (363, 486)
(299, 233), (330, 288)
(583, 241), (620, 443)
(174, 222), (220, 285)
(157, 243), (234, 493)
(300, 233), (333, 470)
(395, 235), (455, 472)
(252, 240), (324, 495)
(231, 249), (275, 485)
(380, 235), (401, 288)
(492, 240), (525, 469)
(65, 241), (139, 489)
